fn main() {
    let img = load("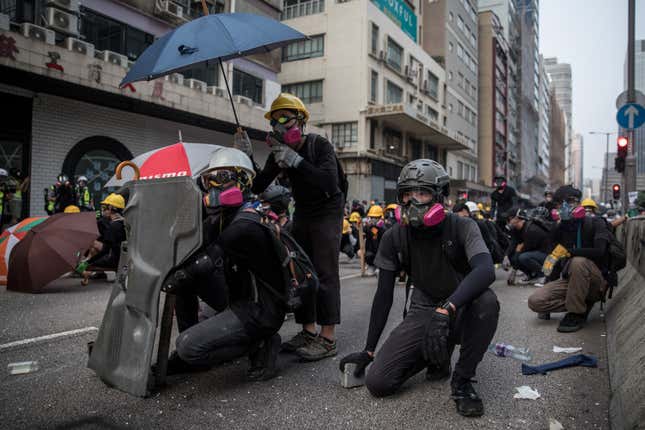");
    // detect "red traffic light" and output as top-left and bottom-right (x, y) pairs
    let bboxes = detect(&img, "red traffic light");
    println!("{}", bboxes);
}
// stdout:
(612, 184), (620, 191)
(617, 136), (629, 148)
(612, 183), (621, 200)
